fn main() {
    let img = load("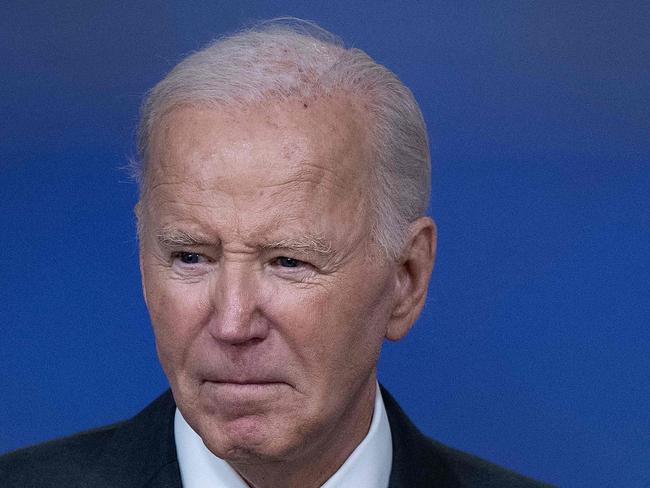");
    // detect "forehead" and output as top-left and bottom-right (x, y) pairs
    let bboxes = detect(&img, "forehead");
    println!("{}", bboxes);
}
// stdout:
(147, 96), (373, 196)
(143, 97), (375, 243)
